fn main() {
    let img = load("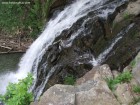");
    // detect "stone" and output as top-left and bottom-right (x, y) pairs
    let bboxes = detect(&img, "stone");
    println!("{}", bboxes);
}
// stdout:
(132, 52), (140, 84)
(76, 64), (113, 85)
(114, 83), (134, 104)
(30, 102), (38, 105)
(123, 66), (132, 72)
(112, 70), (120, 78)
(37, 84), (75, 105)
(135, 102), (140, 105)
(114, 0), (140, 23)
(75, 79), (120, 105)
